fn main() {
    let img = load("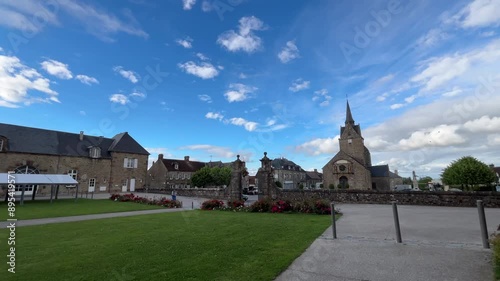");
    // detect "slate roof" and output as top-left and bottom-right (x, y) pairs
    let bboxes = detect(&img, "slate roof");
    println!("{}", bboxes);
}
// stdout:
(306, 171), (323, 180)
(161, 158), (207, 172)
(369, 165), (401, 178)
(0, 123), (148, 157)
(271, 158), (304, 172)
